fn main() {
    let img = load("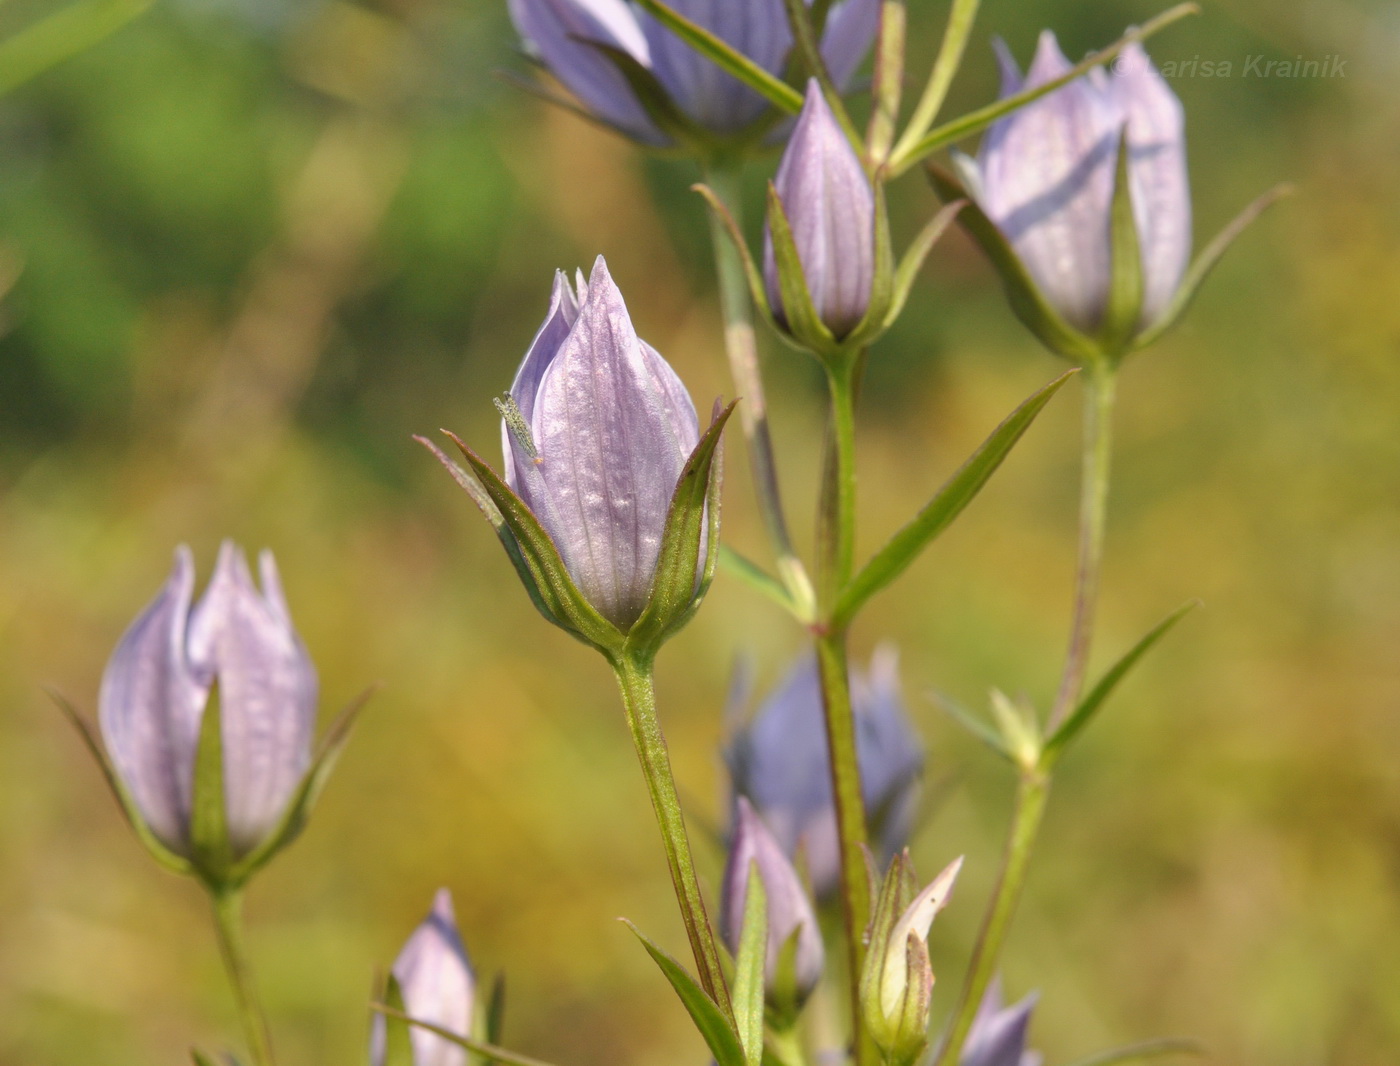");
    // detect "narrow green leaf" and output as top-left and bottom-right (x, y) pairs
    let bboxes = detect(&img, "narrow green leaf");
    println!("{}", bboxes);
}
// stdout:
(631, 0), (803, 114)
(46, 688), (195, 877)
(718, 546), (798, 615)
(0, 0), (153, 97)
(733, 863), (768, 1066)
(928, 690), (1012, 762)
(1097, 132), (1144, 359)
(189, 687), (233, 886)
(382, 976), (415, 1066)
(765, 184), (837, 355)
(887, 0), (981, 164)
(229, 686), (374, 884)
(371, 1005), (560, 1066)
(1042, 601), (1198, 765)
(890, 3), (1200, 174)
(835, 370), (1075, 624)
(627, 402), (736, 650)
(883, 199), (967, 329)
(444, 433), (624, 654)
(486, 973), (508, 1048)
(1061, 1037), (1205, 1066)
(927, 163), (1098, 362)
(1132, 184), (1293, 351)
(622, 920), (746, 1066)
